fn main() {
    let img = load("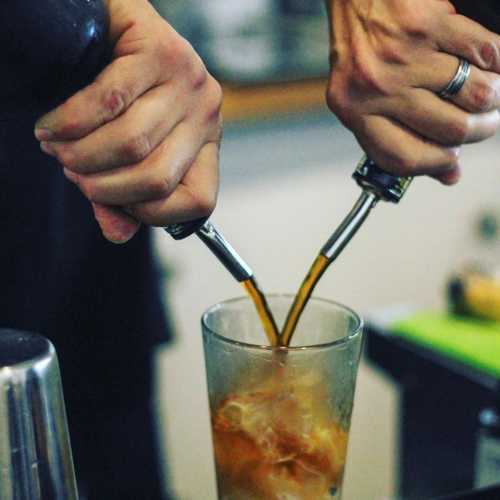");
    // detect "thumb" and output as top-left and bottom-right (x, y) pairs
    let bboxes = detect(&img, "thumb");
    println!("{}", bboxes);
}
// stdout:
(91, 202), (141, 244)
